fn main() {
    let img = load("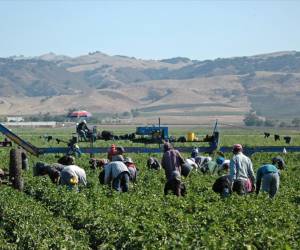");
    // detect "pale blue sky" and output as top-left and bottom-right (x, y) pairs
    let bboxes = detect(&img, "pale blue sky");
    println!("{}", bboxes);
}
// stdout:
(0, 0), (300, 60)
